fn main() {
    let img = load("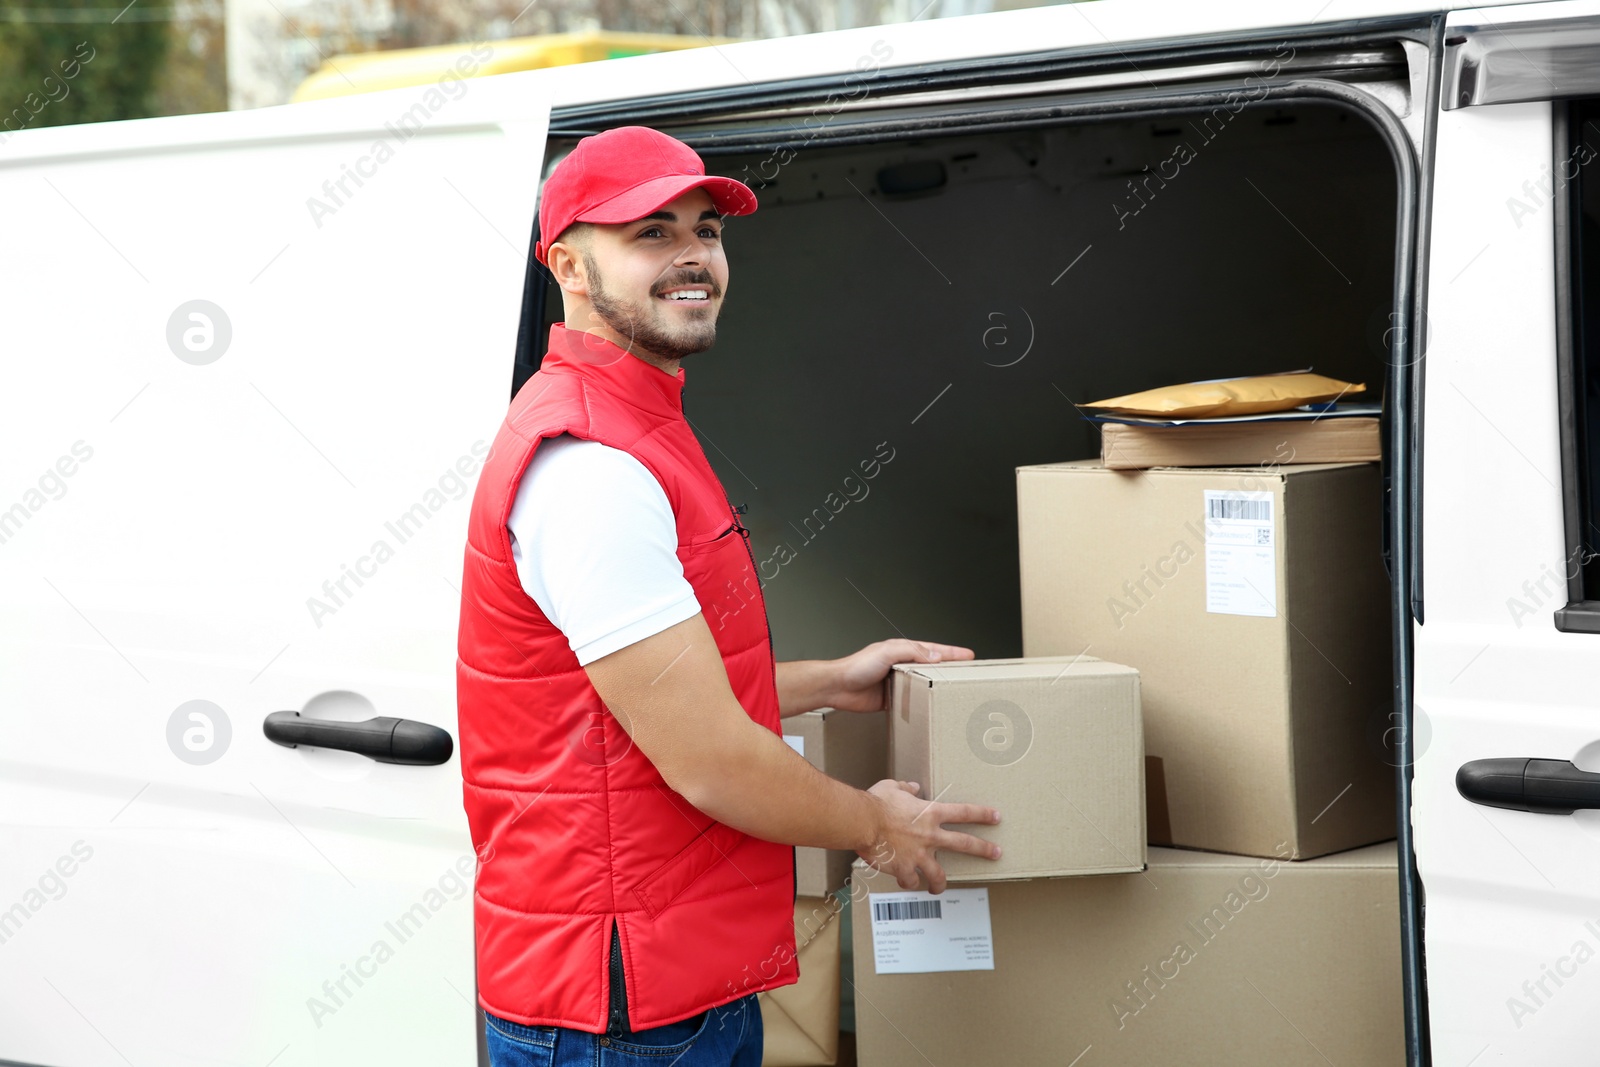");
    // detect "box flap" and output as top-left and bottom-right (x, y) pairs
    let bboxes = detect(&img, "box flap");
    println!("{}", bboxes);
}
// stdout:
(1147, 841), (1397, 869)
(892, 656), (1127, 684)
(760, 895), (841, 1067)
(855, 841), (1397, 876)
(1016, 458), (1370, 478)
